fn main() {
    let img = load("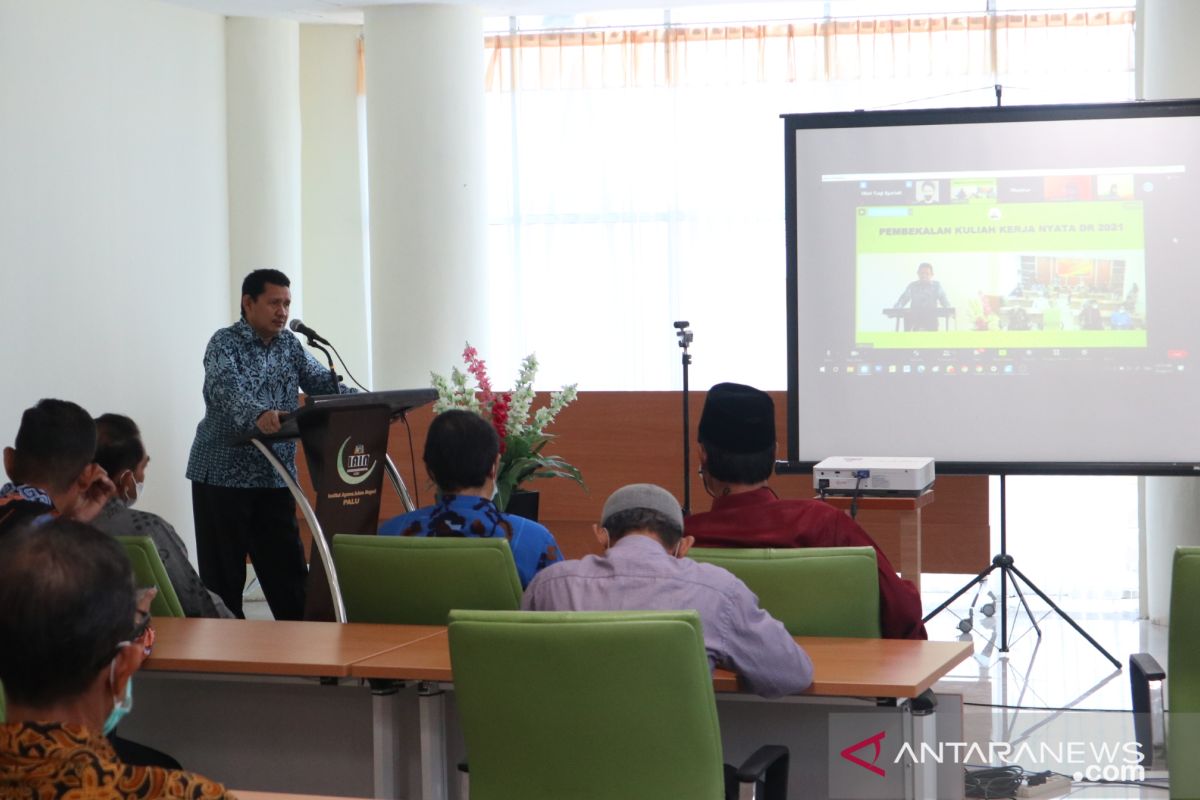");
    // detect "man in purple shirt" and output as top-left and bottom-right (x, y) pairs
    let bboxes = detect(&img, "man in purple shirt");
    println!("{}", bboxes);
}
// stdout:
(522, 483), (813, 698)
